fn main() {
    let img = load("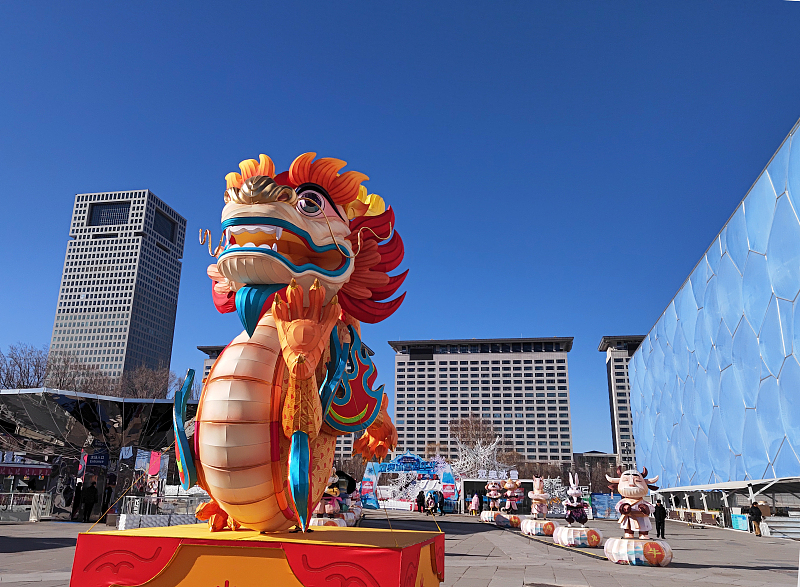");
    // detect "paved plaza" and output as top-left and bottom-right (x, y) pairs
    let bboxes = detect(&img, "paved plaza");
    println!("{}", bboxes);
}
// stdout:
(0, 513), (798, 586)
(361, 511), (799, 587)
